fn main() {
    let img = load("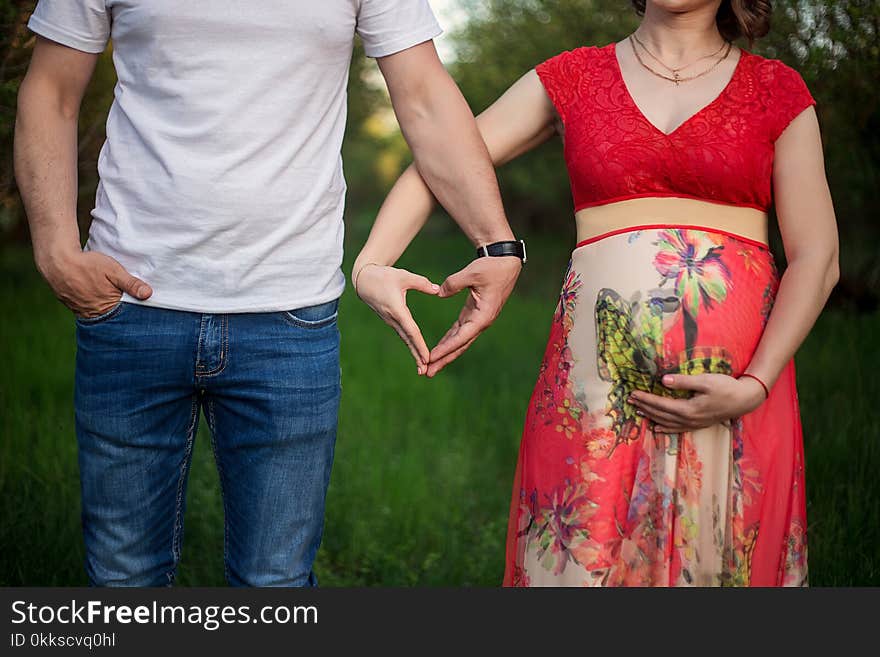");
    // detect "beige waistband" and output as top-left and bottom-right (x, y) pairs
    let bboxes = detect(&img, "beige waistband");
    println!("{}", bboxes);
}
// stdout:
(575, 197), (769, 245)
